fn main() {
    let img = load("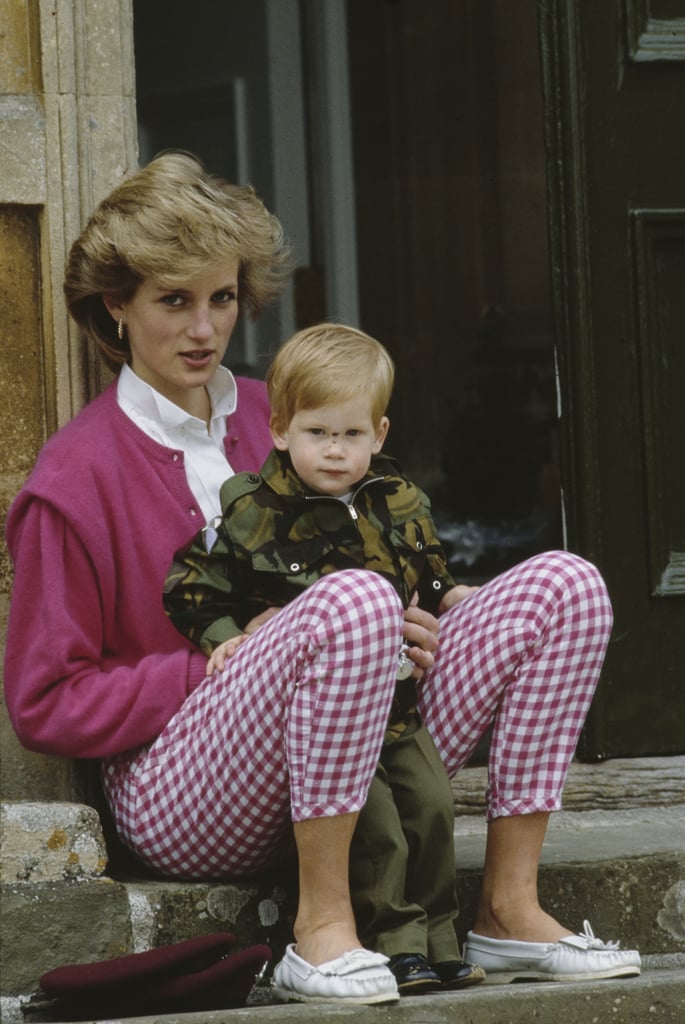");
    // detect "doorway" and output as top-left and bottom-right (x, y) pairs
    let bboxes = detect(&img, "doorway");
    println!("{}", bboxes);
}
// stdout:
(133, 0), (560, 584)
